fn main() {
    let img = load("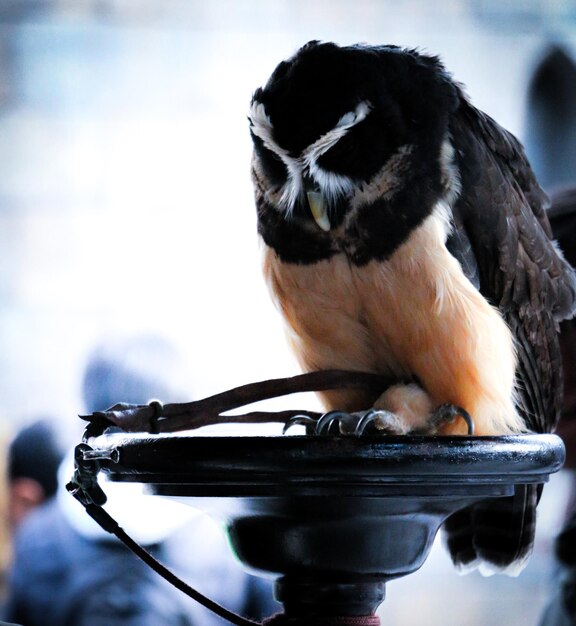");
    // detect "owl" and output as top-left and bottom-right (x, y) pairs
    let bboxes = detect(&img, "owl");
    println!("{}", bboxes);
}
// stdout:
(248, 41), (576, 573)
